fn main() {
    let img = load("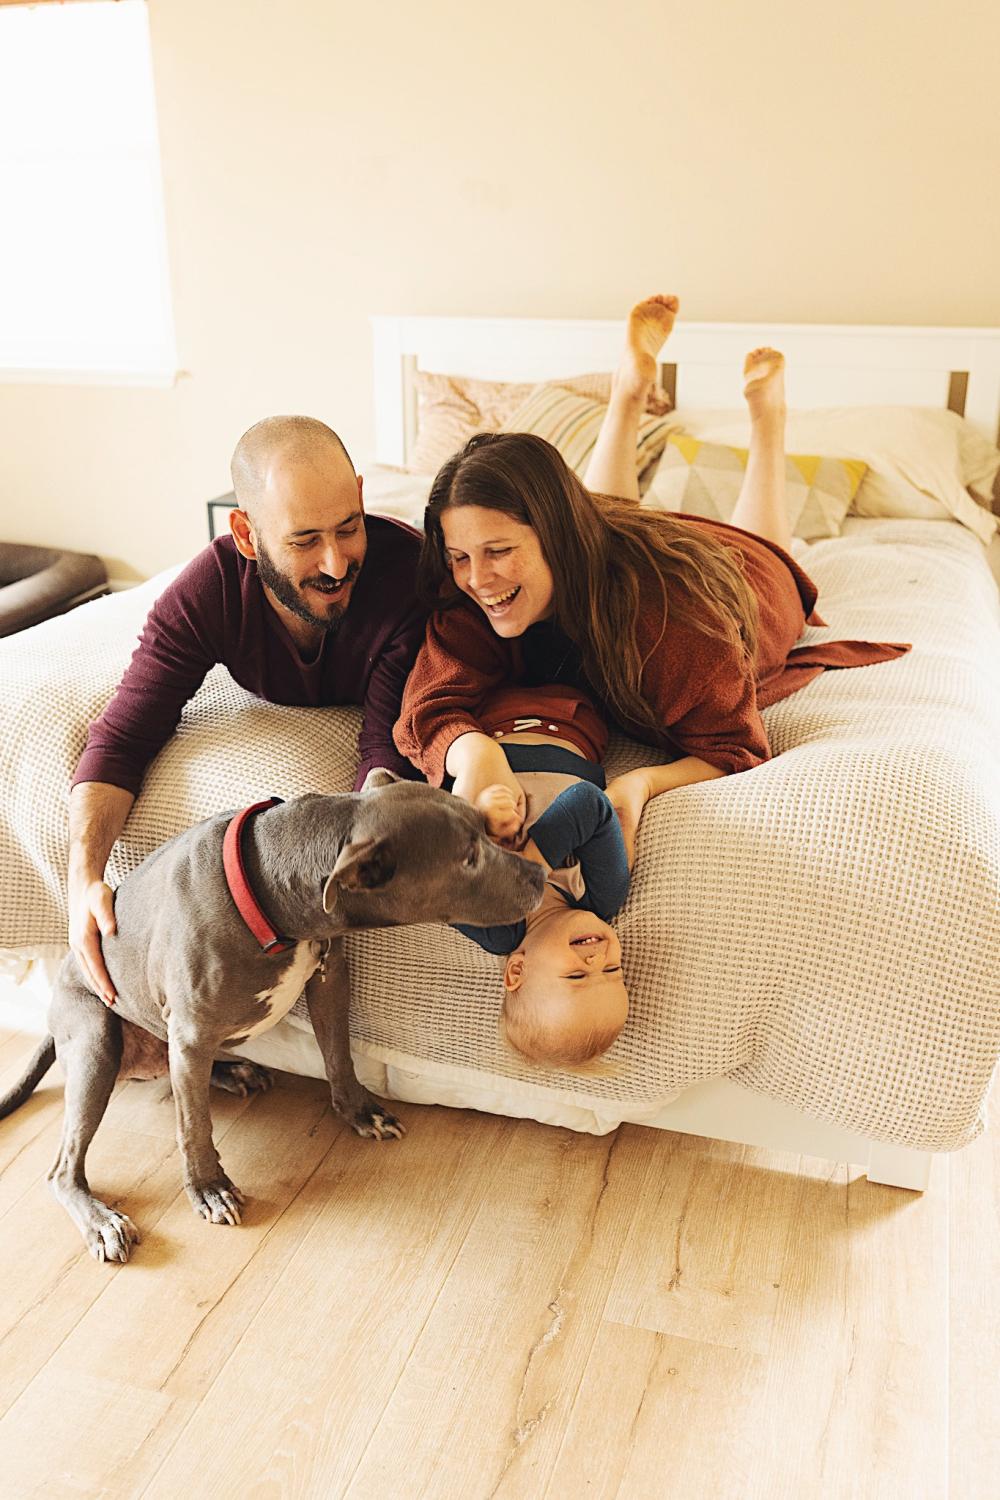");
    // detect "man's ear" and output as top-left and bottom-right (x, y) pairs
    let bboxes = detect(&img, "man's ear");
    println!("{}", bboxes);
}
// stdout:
(229, 508), (258, 560)
(503, 951), (526, 991)
(322, 838), (397, 909)
(356, 472), (365, 513)
(360, 767), (402, 793)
